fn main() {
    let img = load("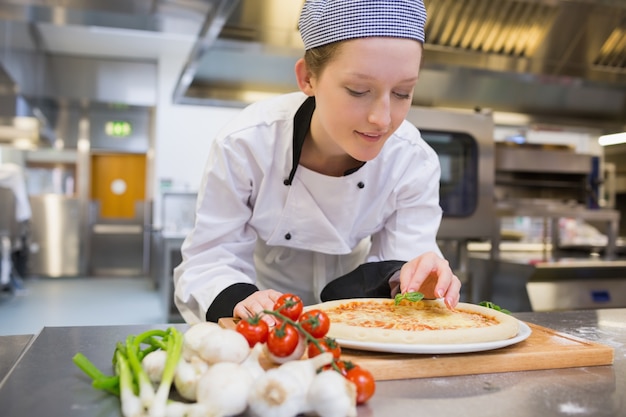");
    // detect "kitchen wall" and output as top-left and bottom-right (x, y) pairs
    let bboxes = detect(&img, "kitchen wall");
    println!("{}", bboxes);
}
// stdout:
(152, 38), (241, 229)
